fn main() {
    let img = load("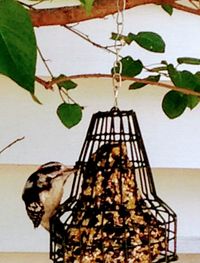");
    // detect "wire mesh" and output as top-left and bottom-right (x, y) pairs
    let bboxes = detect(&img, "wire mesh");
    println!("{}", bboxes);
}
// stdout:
(50, 108), (178, 263)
